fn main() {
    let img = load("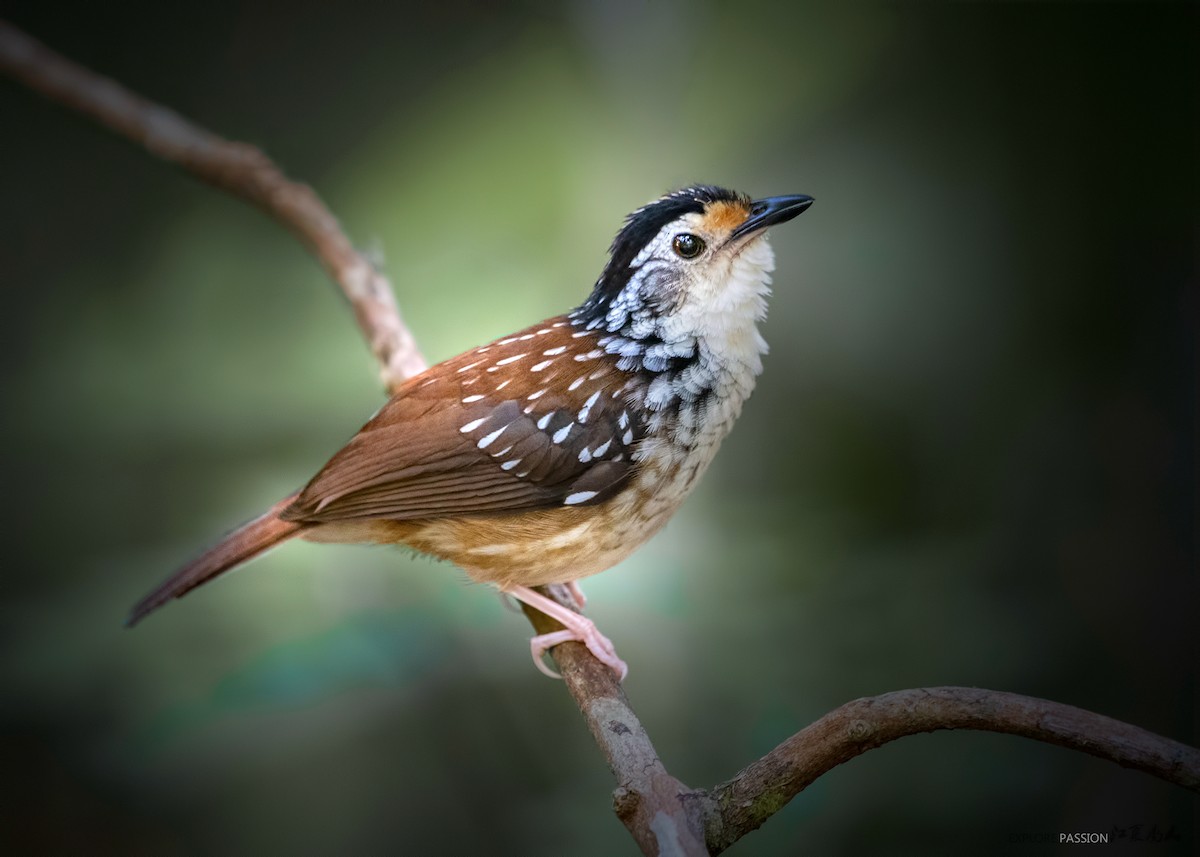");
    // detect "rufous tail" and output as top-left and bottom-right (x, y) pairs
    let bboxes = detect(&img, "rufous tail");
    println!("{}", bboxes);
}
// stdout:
(126, 494), (304, 627)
